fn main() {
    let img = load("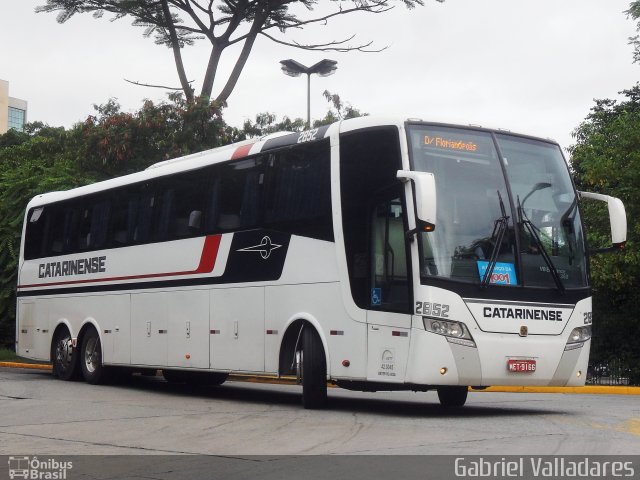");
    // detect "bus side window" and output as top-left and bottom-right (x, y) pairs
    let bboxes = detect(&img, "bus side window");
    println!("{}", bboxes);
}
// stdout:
(205, 176), (221, 232)
(263, 142), (332, 241)
(129, 185), (156, 244)
(24, 207), (47, 260)
(215, 158), (264, 232)
(77, 199), (110, 251)
(46, 205), (78, 256)
(109, 192), (130, 246)
(157, 172), (206, 240)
